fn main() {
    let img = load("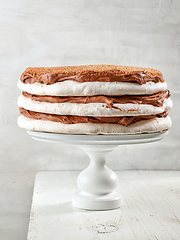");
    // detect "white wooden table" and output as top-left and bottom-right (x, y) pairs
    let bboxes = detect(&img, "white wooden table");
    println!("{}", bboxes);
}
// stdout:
(27, 171), (180, 240)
